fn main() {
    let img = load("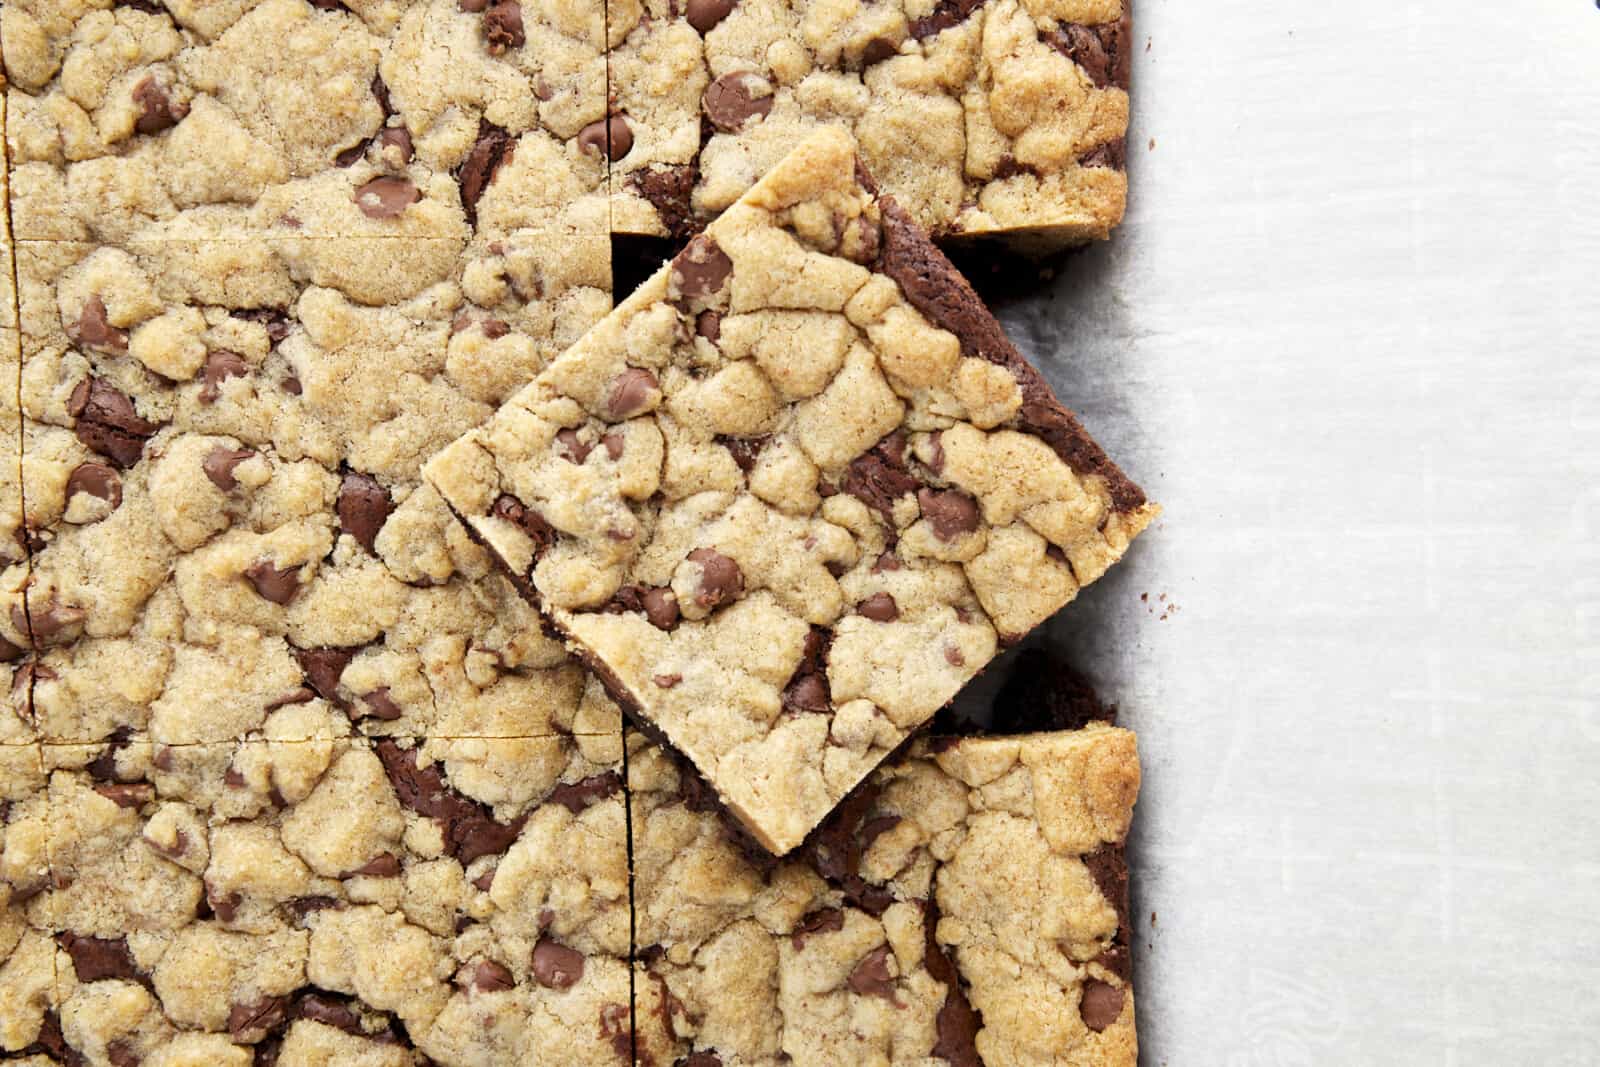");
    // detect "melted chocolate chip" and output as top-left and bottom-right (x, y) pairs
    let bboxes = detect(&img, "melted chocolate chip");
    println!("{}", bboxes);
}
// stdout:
(702, 72), (774, 133)
(69, 295), (128, 352)
(602, 431), (625, 460)
(245, 560), (301, 605)
(686, 548), (742, 610)
(65, 462), (122, 512)
(781, 627), (832, 713)
(684, 0), (735, 33)
(1079, 136), (1128, 170)
(628, 164), (701, 240)
(132, 75), (187, 135)
(199, 350), (250, 404)
(1048, 15), (1129, 90)
(359, 687), (403, 721)
(642, 586), (679, 629)
(59, 933), (140, 983)
(94, 783), (153, 809)
(607, 367), (659, 418)
(294, 647), (356, 706)
(483, 0), (524, 52)
(556, 428), (594, 463)
(295, 992), (363, 1034)
(229, 996), (290, 1043)
(717, 434), (766, 475)
(790, 907), (844, 950)
(695, 310), (722, 342)
(842, 433), (918, 522)
(345, 852), (401, 877)
(468, 959), (516, 992)
(374, 740), (526, 865)
(337, 472), (393, 555)
(545, 771), (621, 814)
(491, 494), (557, 560)
(916, 487), (980, 540)
(578, 115), (633, 160)
(653, 672), (682, 688)
(908, 0), (986, 40)
(378, 126), (414, 163)
(19, 596), (85, 647)
(456, 121), (515, 224)
(1079, 978), (1125, 1032)
(681, 1053), (724, 1067)
(669, 235), (733, 308)
(353, 176), (420, 219)
(922, 898), (982, 1065)
(532, 937), (585, 989)
(67, 377), (159, 469)
(203, 447), (255, 493)
(847, 945), (898, 1000)
(857, 591), (899, 622)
